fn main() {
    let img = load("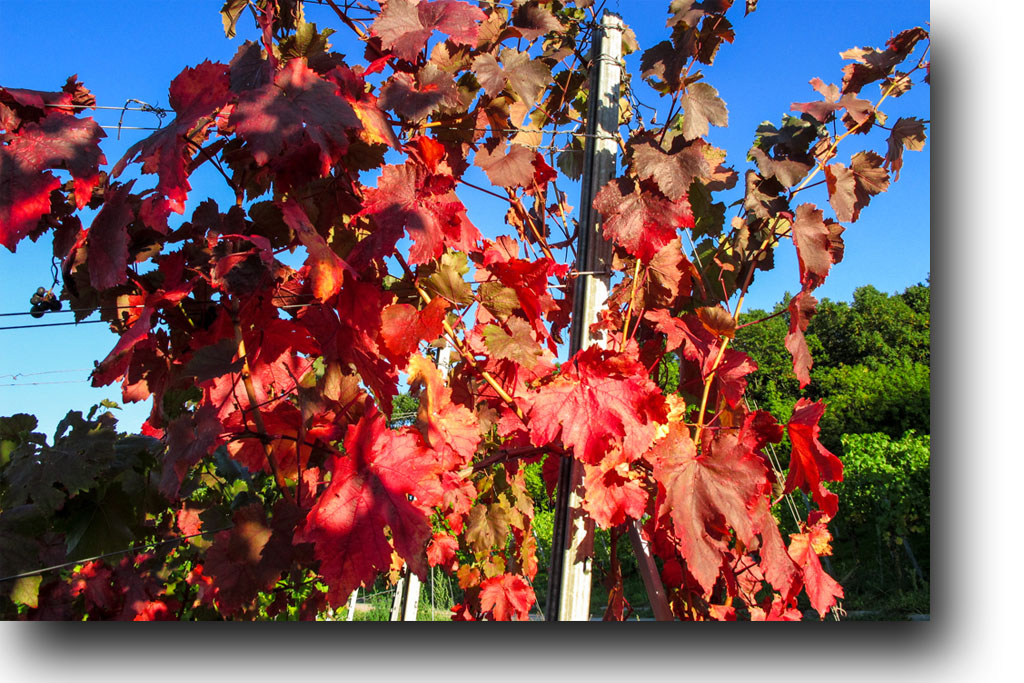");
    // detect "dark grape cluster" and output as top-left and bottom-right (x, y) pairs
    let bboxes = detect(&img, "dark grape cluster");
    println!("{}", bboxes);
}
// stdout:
(29, 286), (62, 318)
